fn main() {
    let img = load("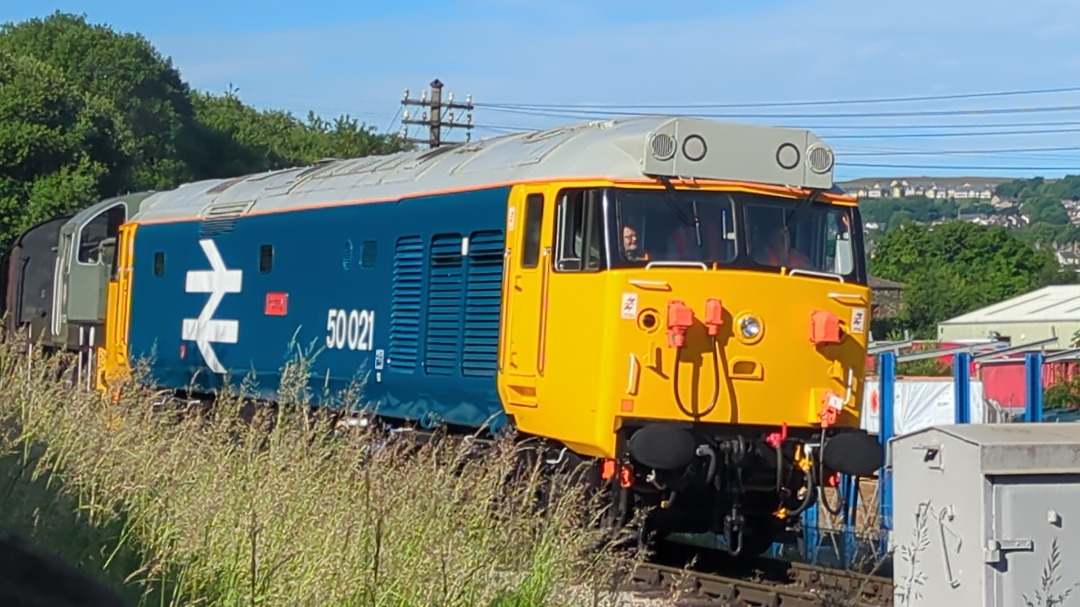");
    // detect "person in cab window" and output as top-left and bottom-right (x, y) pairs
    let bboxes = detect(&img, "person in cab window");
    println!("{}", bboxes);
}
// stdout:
(754, 223), (812, 269)
(622, 223), (649, 261)
(667, 218), (723, 263)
